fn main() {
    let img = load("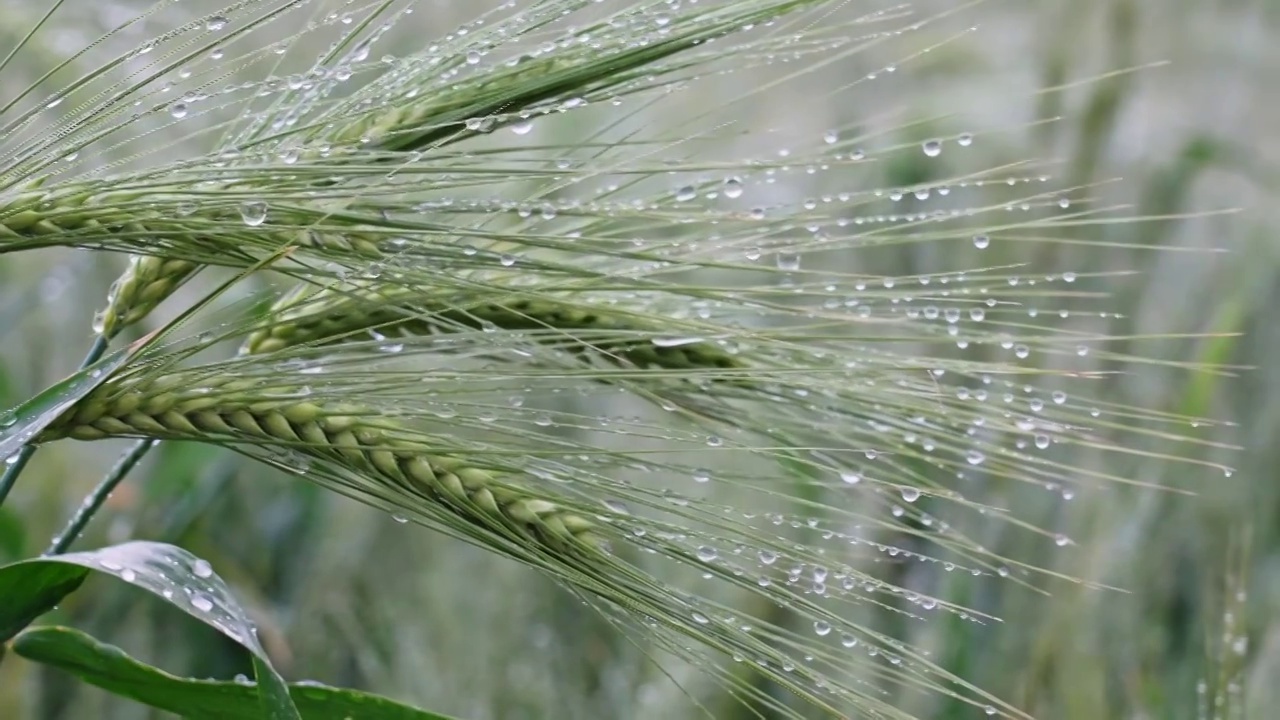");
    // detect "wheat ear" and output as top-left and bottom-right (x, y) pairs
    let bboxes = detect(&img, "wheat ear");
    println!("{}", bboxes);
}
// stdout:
(38, 376), (605, 553)
(93, 256), (200, 339)
(243, 284), (744, 373)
